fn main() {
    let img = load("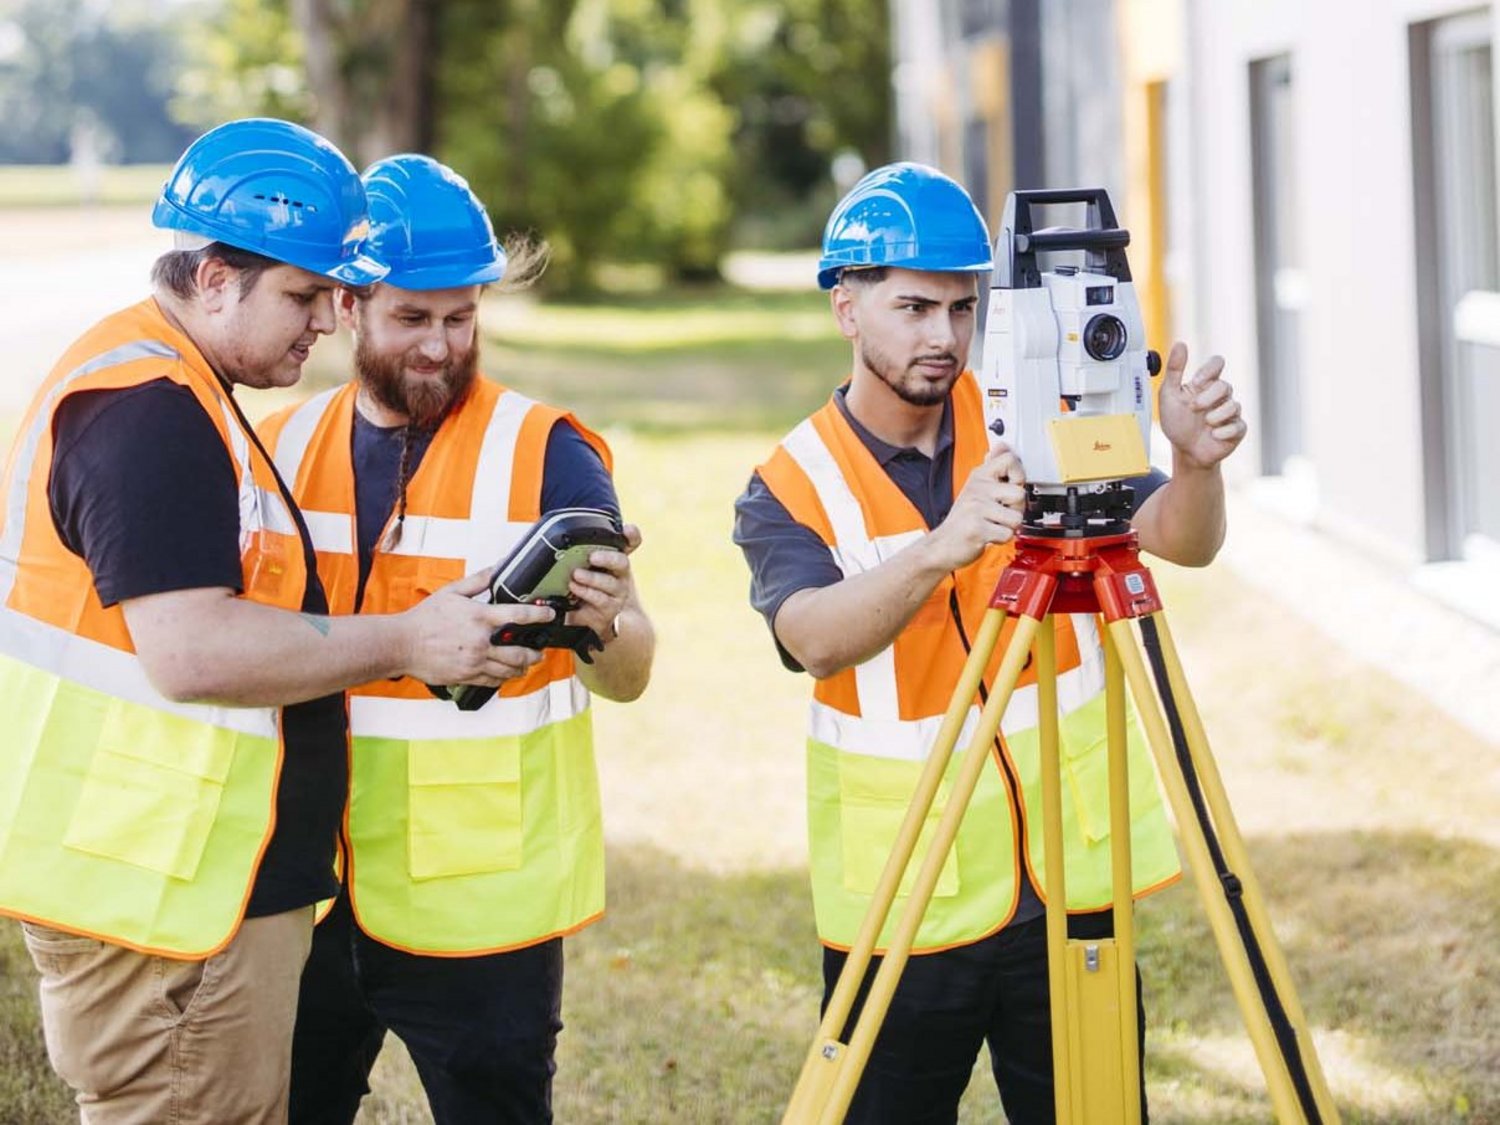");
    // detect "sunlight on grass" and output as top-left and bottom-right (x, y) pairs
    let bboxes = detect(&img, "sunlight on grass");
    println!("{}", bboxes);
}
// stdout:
(487, 292), (832, 352)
